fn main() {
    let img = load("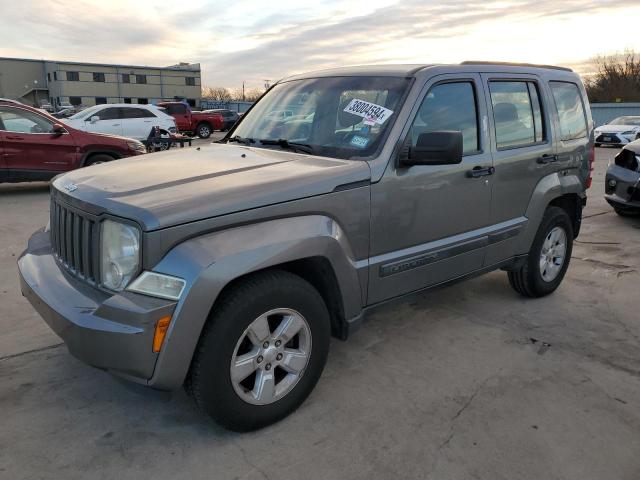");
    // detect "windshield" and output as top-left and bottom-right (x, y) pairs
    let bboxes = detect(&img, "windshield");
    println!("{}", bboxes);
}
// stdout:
(609, 116), (640, 126)
(230, 76), (411, 159)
